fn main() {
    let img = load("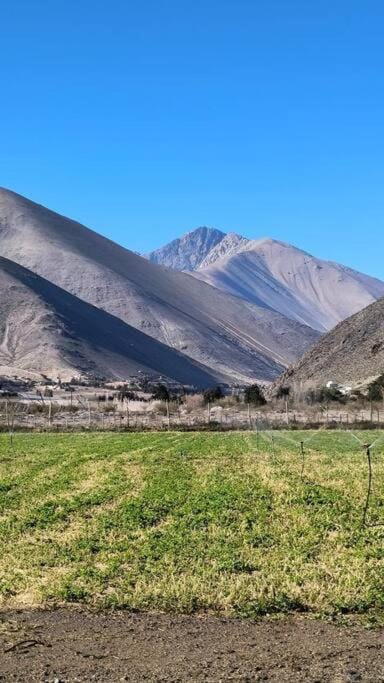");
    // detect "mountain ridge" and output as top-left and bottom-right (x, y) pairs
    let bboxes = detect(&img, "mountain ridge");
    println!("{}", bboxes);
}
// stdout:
(193, 237), (384, 331)
(0, 188), (319, 384)
(0, 255), (222, 385)
(149, 228), (384, 332)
